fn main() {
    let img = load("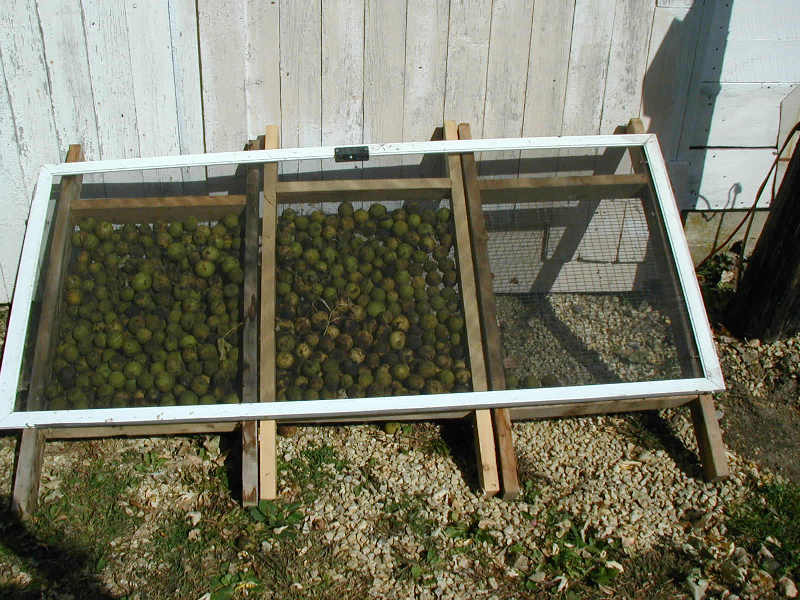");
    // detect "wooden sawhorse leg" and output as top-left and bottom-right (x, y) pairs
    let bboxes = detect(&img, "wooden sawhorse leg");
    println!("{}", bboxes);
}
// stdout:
(456, 122), (520, 500)
(690, 394), (729, 481)
(258, 125), (280, 501)
(11, 429), (46, 518)
(445, 120), (501, 497)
